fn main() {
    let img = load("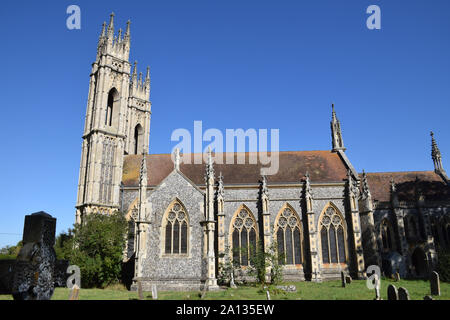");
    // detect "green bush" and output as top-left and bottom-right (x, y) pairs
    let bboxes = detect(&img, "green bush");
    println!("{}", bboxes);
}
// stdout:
(436, 249), (450, 283)
(248, 241), (284, 285)
(61, 211), (128, 288)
